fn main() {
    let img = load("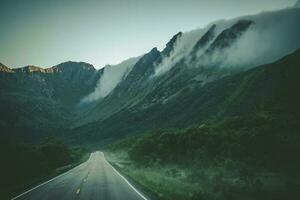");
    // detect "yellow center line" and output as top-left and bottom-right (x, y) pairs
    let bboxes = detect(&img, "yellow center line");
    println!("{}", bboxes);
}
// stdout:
(76, 188), (81, 194)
